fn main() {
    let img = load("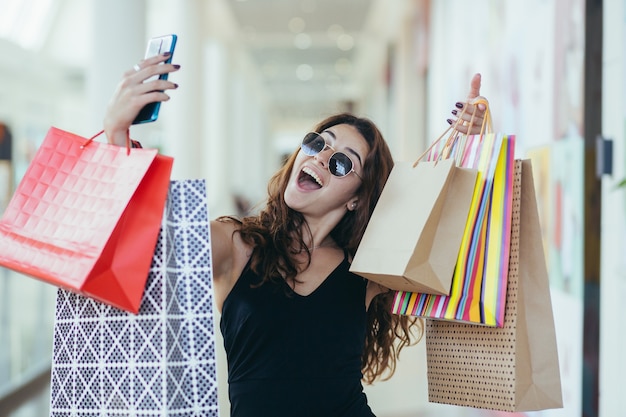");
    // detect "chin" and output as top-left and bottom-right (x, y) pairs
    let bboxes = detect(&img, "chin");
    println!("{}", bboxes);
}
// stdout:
(283, 195), (304, 213)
